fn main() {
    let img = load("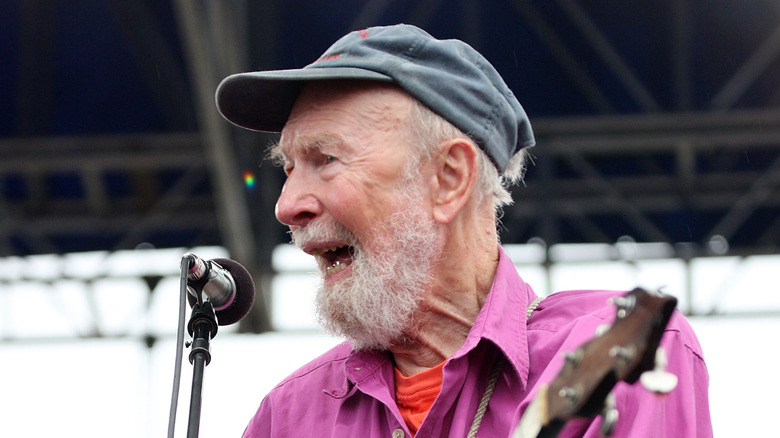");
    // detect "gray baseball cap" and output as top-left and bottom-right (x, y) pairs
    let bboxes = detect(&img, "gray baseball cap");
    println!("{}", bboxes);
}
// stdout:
(215, 24), (535, 171)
